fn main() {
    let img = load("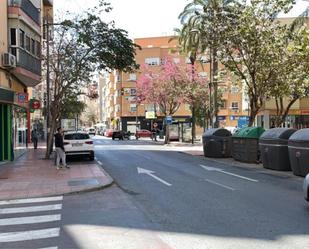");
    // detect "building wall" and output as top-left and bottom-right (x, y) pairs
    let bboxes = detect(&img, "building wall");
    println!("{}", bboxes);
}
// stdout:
(106, 36), (248, 134)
